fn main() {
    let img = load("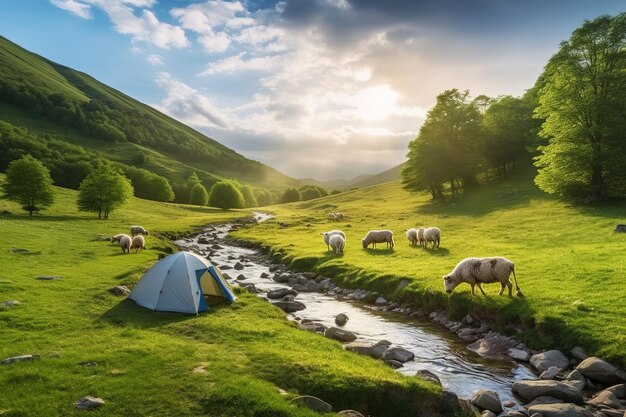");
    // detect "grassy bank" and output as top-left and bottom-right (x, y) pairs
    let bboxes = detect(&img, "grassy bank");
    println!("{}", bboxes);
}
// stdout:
(0, 177), (441, 417)
(232, 172), (626, 367)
